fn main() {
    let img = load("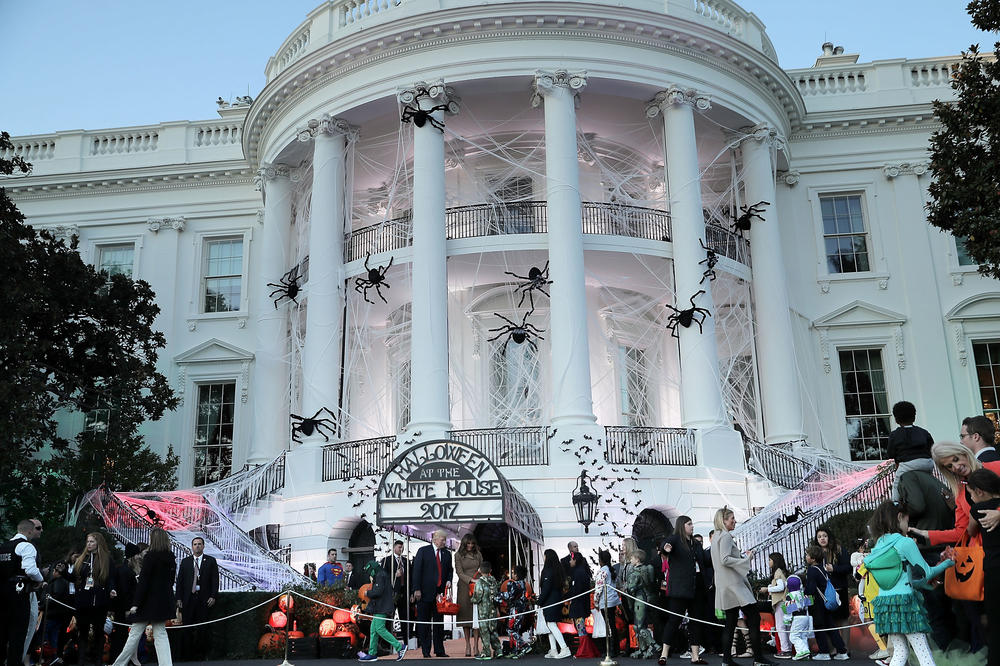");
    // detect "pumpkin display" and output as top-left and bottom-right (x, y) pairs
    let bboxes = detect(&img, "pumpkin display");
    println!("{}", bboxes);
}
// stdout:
(258, 632), (285, 653)
(269, 611), (288, 629)
(318, 619), (337, 637)
(278, 593), (295, 612)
